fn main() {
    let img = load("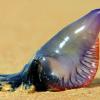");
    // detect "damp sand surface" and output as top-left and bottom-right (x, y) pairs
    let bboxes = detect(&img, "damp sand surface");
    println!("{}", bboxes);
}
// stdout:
(0, 79), (100, 100)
